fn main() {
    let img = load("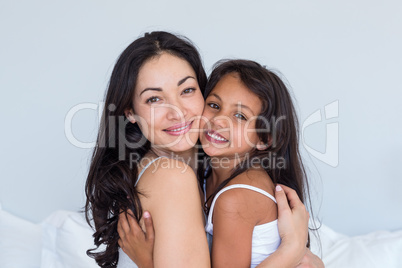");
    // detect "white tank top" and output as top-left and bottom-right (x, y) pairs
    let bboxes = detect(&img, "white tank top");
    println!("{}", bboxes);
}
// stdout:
(204, 184), (281, 268)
